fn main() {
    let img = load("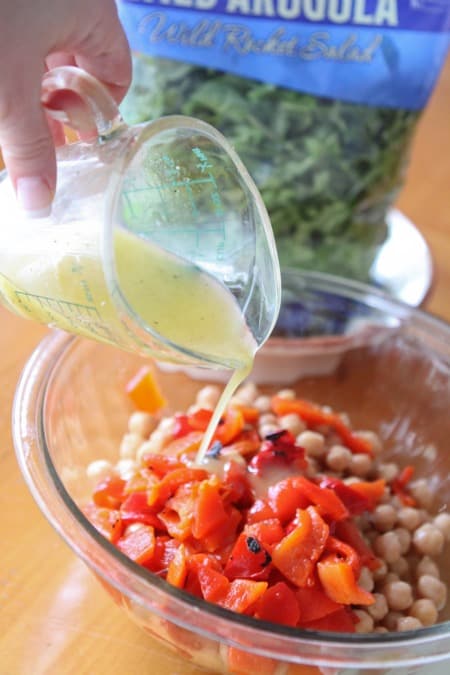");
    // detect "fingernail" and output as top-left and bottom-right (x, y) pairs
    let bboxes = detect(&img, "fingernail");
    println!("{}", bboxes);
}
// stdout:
(16, 176), (52, 218)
